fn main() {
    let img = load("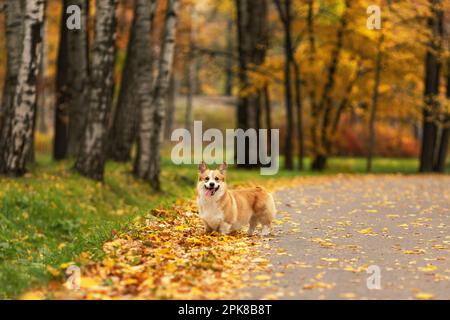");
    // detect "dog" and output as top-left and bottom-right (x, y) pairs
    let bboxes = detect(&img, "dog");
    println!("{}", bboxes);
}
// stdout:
(197, 162), (276, 236)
